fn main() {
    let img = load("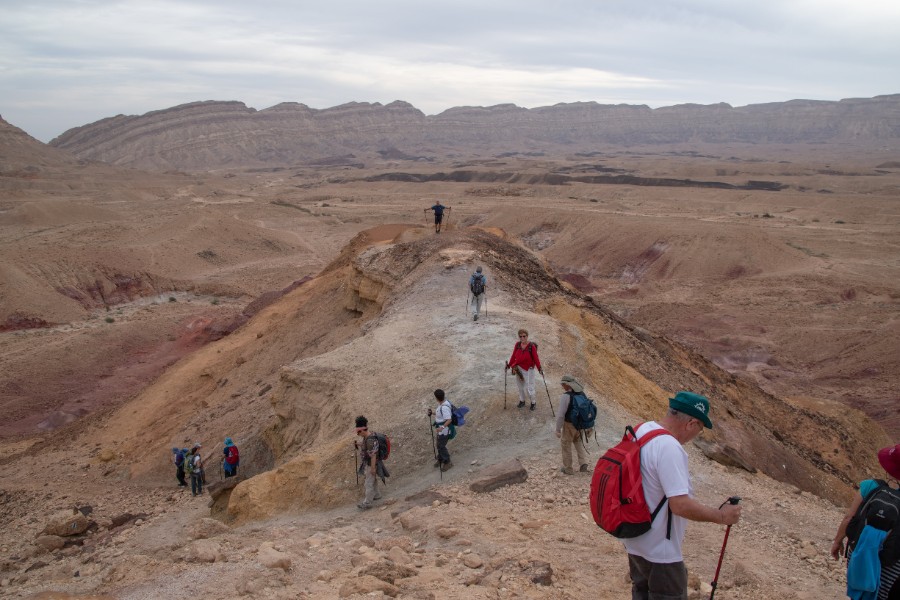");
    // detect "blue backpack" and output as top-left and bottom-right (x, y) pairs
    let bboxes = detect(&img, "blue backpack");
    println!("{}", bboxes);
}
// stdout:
(565, 391), (597, 430)
(448, 403), (469, 439)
